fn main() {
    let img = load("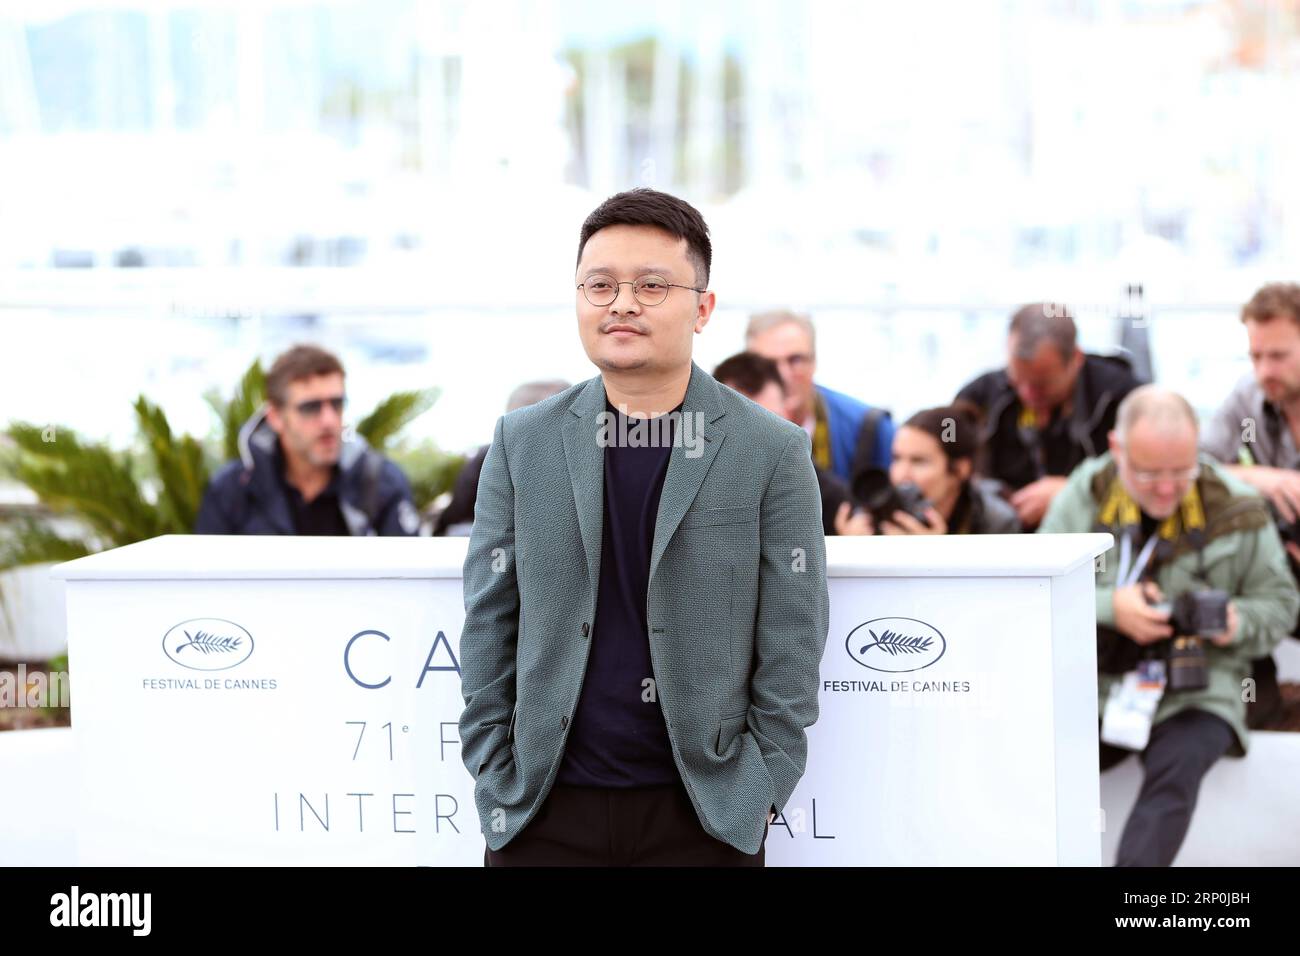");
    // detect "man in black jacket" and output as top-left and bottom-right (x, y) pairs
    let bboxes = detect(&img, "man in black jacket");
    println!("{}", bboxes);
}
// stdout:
(956, 303), (1141, 529)
(195, 344), (420, 536)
